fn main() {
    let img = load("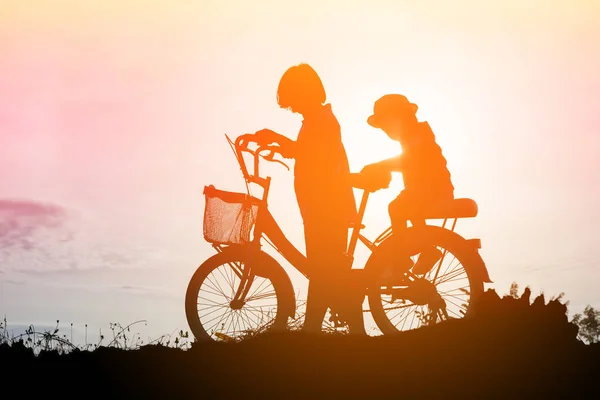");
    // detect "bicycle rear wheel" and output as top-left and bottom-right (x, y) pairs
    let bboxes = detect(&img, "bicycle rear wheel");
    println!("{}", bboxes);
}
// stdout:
(185, 247), (295, 342)
(367, 226), (485, 335)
